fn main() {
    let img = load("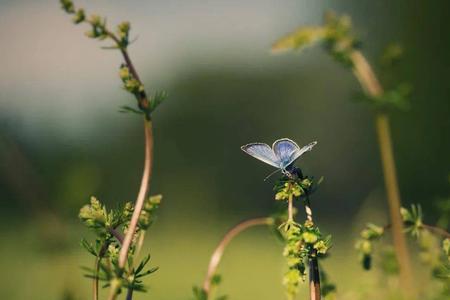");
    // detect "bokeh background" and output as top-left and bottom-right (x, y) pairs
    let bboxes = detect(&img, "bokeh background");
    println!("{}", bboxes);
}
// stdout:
(0, 0), (449, 299)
